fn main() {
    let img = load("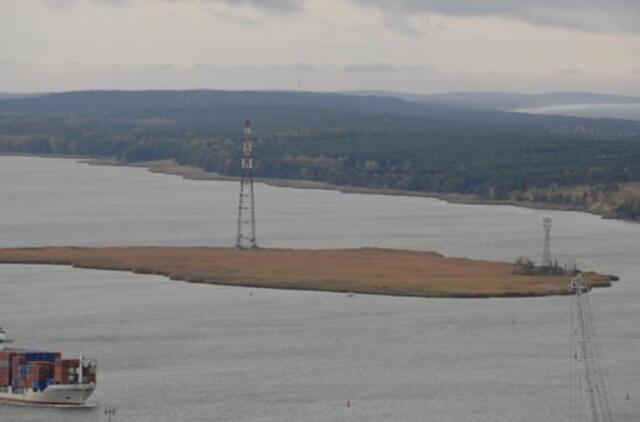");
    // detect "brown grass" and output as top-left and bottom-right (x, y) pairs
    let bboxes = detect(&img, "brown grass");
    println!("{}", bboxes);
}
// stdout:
(0, 247), (612, 298)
